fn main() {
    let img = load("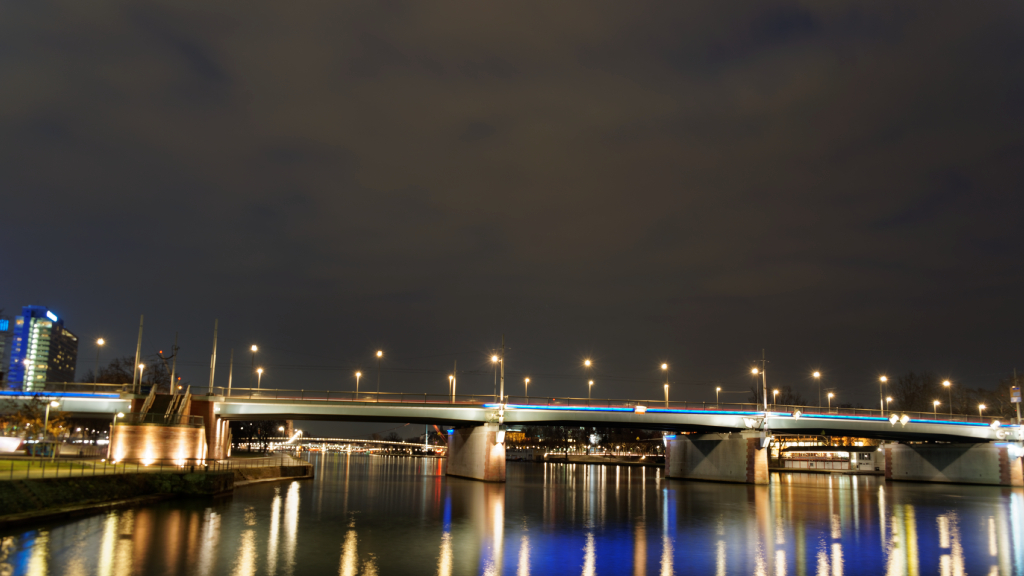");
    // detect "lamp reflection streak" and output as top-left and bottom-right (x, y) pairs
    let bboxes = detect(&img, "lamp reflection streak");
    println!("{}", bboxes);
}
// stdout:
(231, 530), (257, 576)
(582, 532), (596, 576)
(516, 535), (530, 576)
(283, 482), (300, 576)
(339, 528), (358, 576)
(268, 488), (282, 575)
